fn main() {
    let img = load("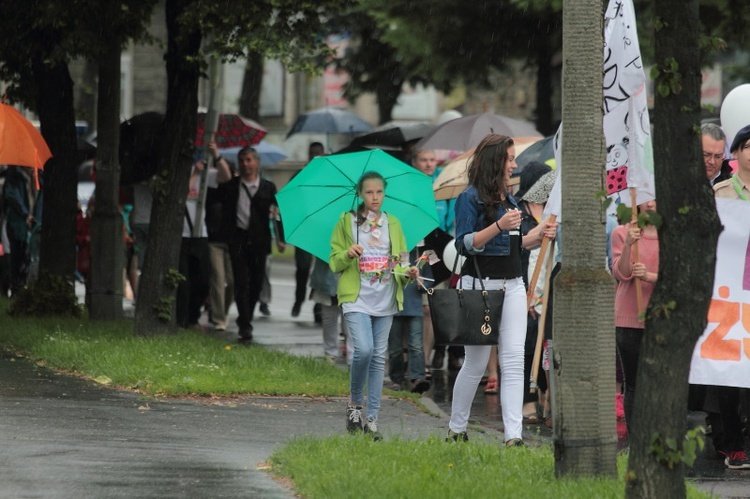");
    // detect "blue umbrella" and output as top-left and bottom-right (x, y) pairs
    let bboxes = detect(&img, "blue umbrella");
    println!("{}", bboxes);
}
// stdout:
(218, 140), (288, 167)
